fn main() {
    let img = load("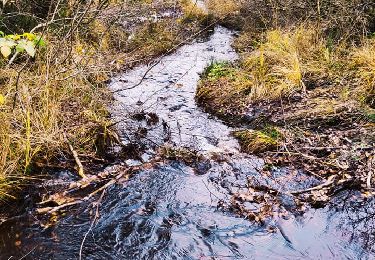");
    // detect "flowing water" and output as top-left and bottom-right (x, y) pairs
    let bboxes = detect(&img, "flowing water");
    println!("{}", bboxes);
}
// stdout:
(1, 26), (375, 260)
